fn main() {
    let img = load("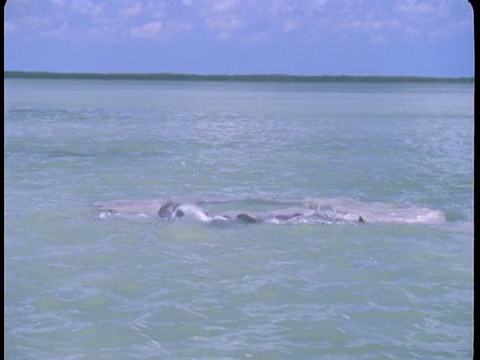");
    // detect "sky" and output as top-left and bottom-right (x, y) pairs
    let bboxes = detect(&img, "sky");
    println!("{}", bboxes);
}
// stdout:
(4, 0), (475, 77)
